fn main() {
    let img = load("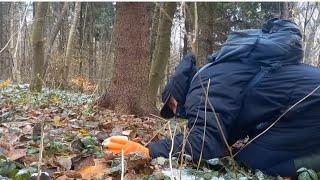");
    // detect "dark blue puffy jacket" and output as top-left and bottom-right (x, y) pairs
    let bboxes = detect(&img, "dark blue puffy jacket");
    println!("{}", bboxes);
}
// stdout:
(148, 18), (320, 177)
